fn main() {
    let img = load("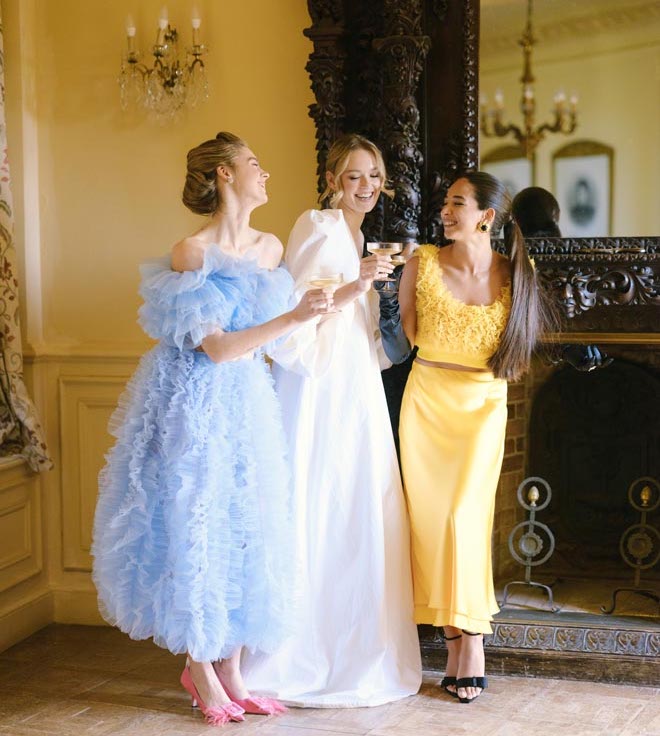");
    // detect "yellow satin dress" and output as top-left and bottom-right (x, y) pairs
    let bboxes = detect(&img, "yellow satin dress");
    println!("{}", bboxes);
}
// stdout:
(400, 244), (511, 634)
